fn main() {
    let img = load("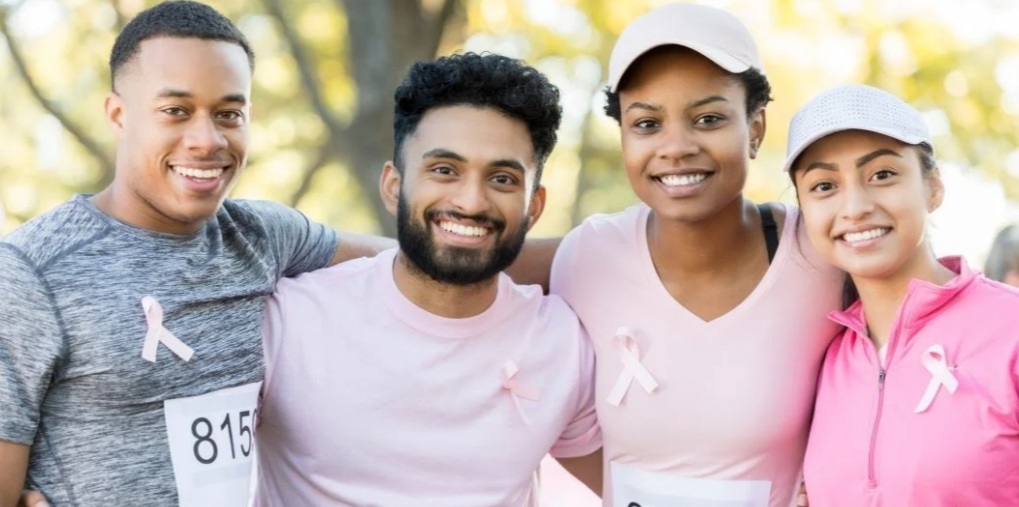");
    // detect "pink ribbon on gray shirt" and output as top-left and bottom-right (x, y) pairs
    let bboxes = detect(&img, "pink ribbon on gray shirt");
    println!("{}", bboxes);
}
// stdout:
(141, 296), (195, 363)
